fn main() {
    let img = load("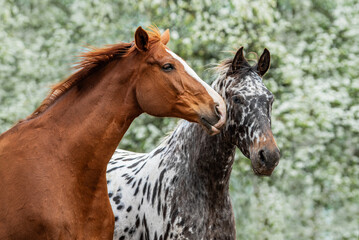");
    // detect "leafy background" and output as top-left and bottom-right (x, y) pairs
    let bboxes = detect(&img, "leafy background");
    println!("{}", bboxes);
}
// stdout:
(0, 0), (358, 239)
